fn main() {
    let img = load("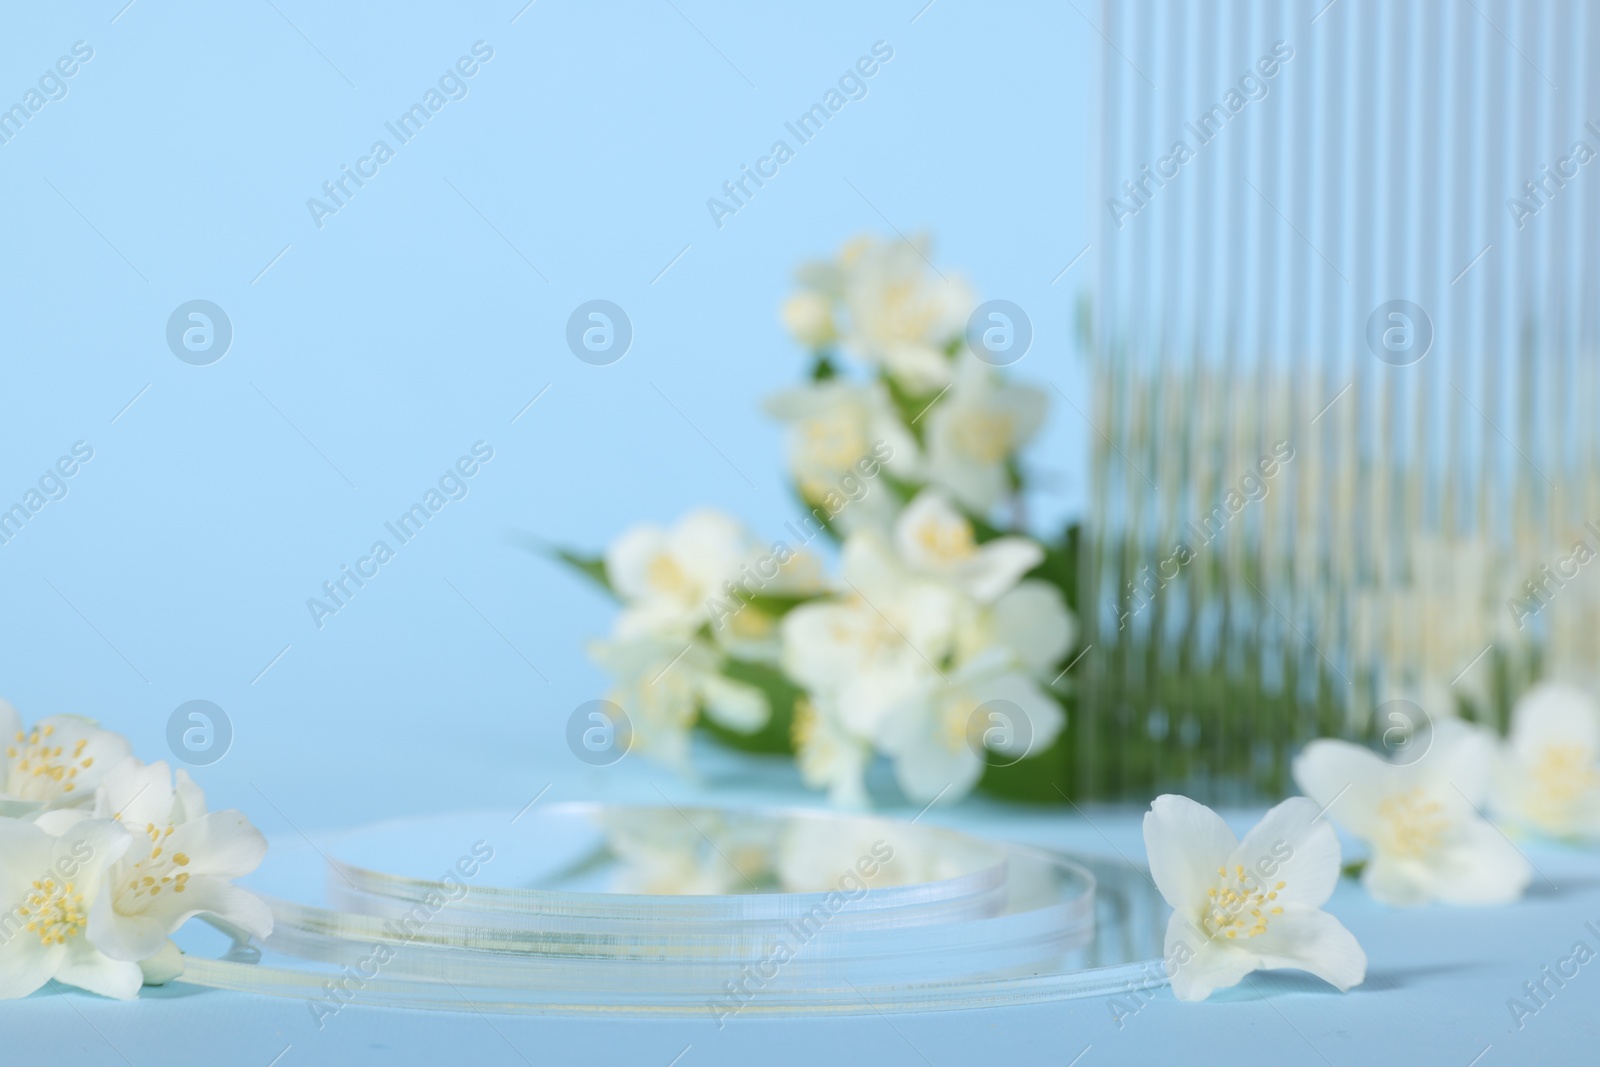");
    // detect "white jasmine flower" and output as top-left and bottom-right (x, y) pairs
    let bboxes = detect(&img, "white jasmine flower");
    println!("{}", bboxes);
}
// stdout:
(0, 701), (132, 817)
(1293, 721), (1532, 906)
(780, 290), (835, 349)
(790, 697), (874, 808)
(605, 510), (759, 638)
(590, 635), (768, 771)
(780, 511), (1070, 805)
(65, 758), (272, 962)
(878, 650), (1063, 802)
(1349, 534), (1528, 718)
(0, 815), (141, 999)
(893, 491), (1042, 603)
(137, 939), (185, 985)
(955, 580), (1076, 677)
(1493, 682), (1600, 839)
(800, 234), (973, 391)
(764, 380), (916, 532)
(706, 545), (828, 664)
(924, 354), (1047, 513)
(780, 531), (960, 742)
(1143, 794), (1367, 1002)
